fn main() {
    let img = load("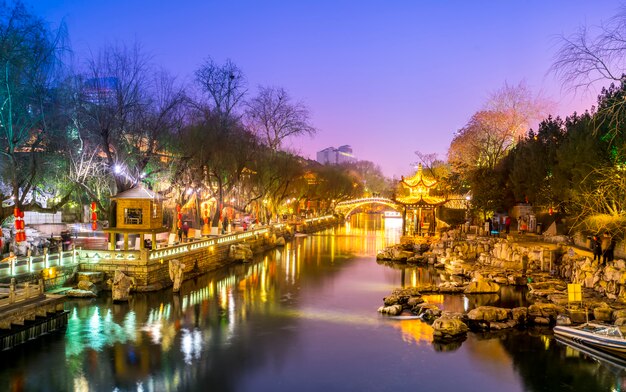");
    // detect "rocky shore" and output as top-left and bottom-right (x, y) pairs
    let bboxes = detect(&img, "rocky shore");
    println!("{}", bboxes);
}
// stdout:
(376, 229), (626, 341)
